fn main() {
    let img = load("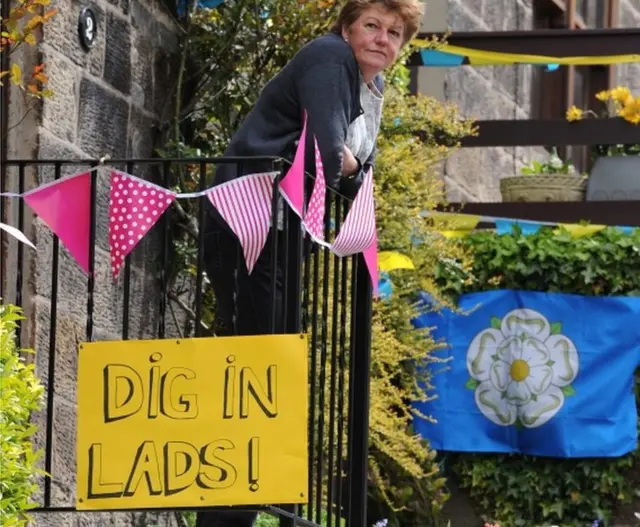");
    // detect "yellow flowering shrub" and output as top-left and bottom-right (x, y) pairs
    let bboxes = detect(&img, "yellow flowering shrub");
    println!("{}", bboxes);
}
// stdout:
(167, 3), (476, 524)
(0, 304), (45, 526)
